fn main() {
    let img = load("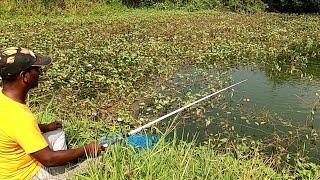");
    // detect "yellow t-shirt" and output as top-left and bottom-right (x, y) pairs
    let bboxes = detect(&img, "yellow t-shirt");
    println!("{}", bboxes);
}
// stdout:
(0, 91), (48, 179)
